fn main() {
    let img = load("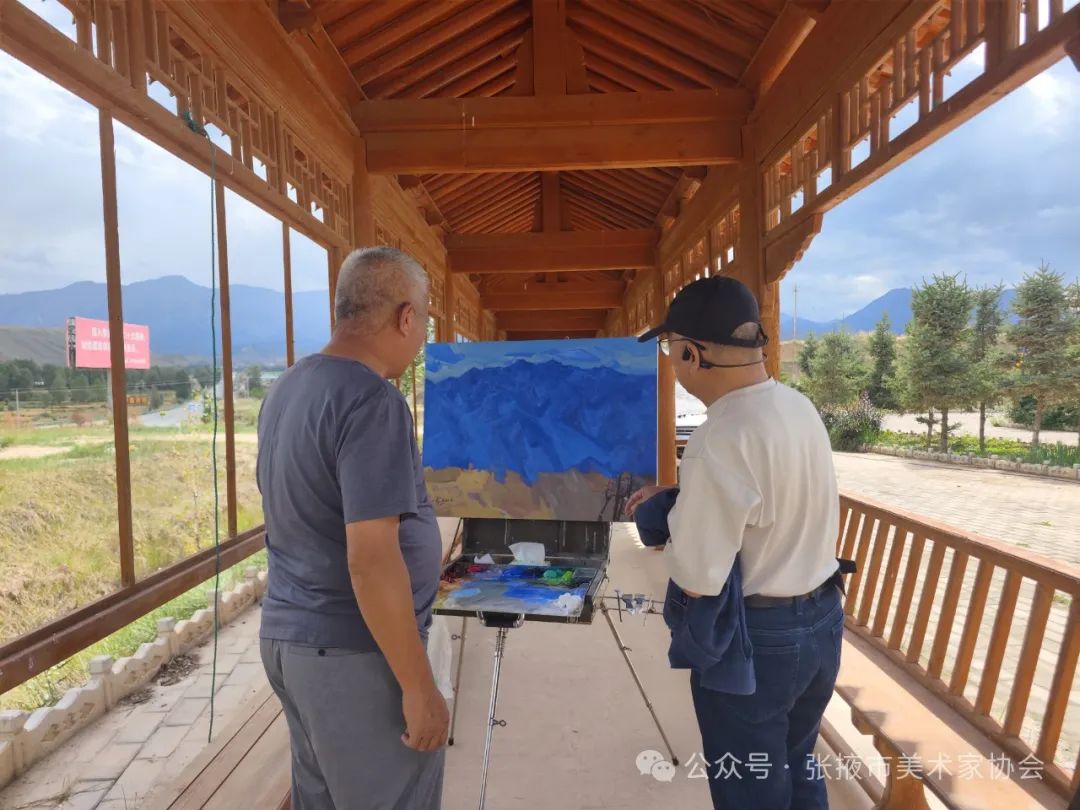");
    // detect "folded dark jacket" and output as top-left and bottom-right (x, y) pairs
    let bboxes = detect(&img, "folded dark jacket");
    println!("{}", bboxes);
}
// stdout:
(633, 489), (755, 695)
